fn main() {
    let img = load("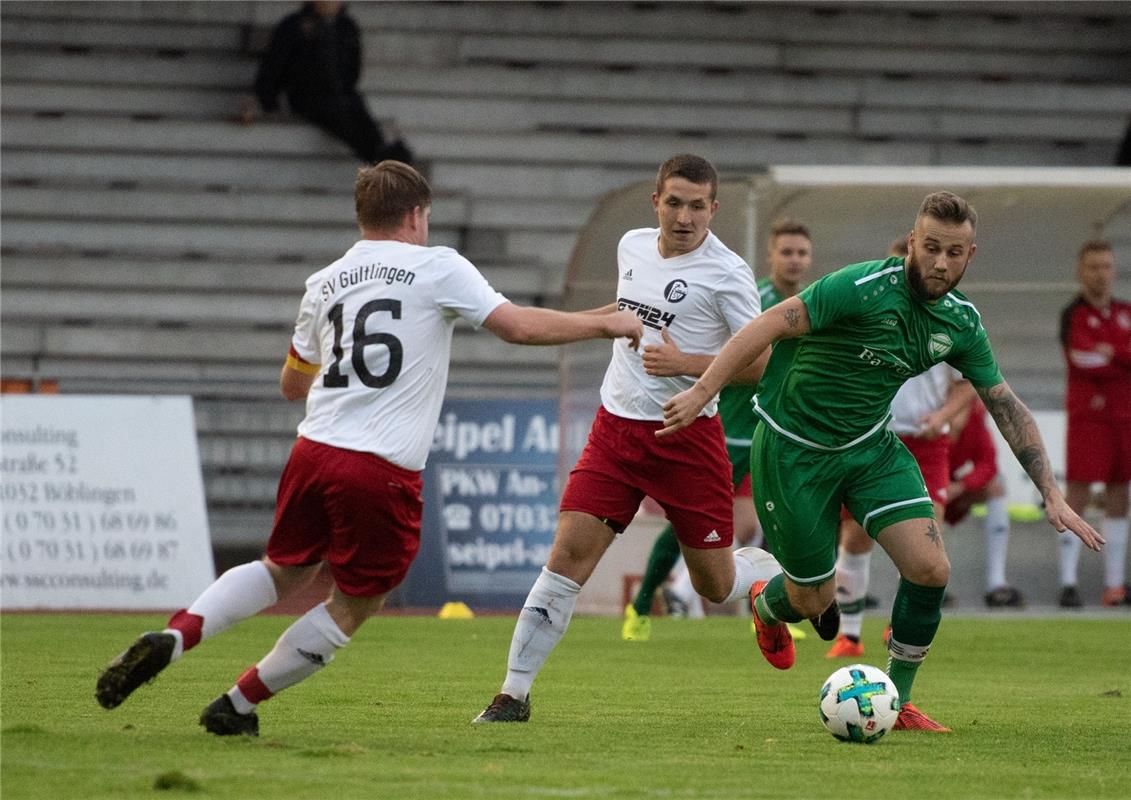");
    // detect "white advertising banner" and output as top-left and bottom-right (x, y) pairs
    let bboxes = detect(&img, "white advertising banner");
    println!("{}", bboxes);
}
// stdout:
(1, 395), (215, 609)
